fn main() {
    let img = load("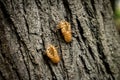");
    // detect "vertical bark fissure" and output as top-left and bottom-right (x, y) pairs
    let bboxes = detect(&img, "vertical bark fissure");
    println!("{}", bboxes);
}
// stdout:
(0, 1), (38, 79)
(98, 5), (115, 78)
(76, 17), (86, 43)
(87, 45), (95, 60)
(48, 63), (57, 80)
(79, 56), (89, 73)
(10, 17), (31, 80)
(97, 41), (115, 79)
(0, 26), (21, 80)
(75, 18), (96, 76)
(0, 2), (23, 80)
(34, 0), (45, 51)
(22, 0), (26, 14)
(35, 0), (44, 12)
(0, 32), (10, 80)
(82, 0), (116, 79)
(23, 16), (30, 36)
(90, 0), (96, 13)
(76, 17), (96, 61)
(0, 44), (20, 80)
(0, 70), (5, 80)
(81, 0), (95, 18)
(97, 24), (115, 80)
(9, 20), (31, 80)
(19, 47), (31, 80)
(62, 0), (72, 22)
(95, 13), (115, 78)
